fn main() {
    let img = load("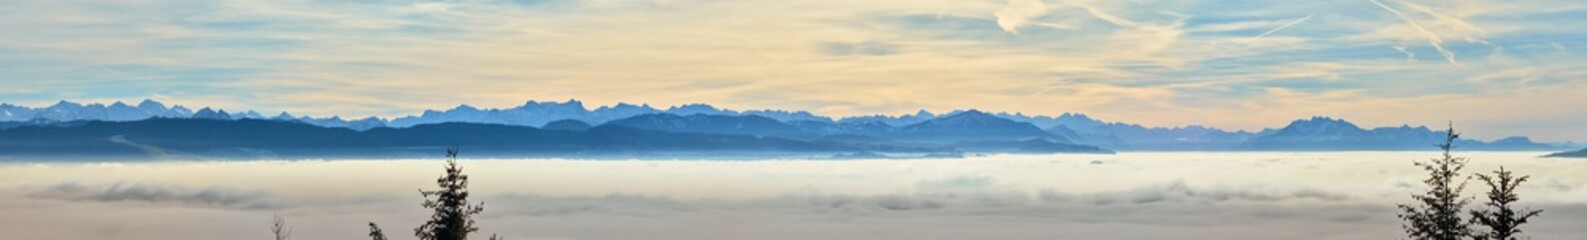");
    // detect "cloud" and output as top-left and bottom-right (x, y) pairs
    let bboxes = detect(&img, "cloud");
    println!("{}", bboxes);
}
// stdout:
(994, 0), (1048, 34)
(914, 175), (997, 190)
(1369, 0), (1459, 66)
(1249, 15), (1313, 41)
(1076, 3), (1139, 28)
(470, 193), (699, 218)
(1392, 45), (1417, 62)
(1038, 180), (1351, 204)
(4, 155), (1587, 239)
(28, 182), (287, 209)
(1395, 1), (1488, 37)
(824, 41), (901, 56)
(408, 2), (456, 13)
(478, 177), (1358, 218)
